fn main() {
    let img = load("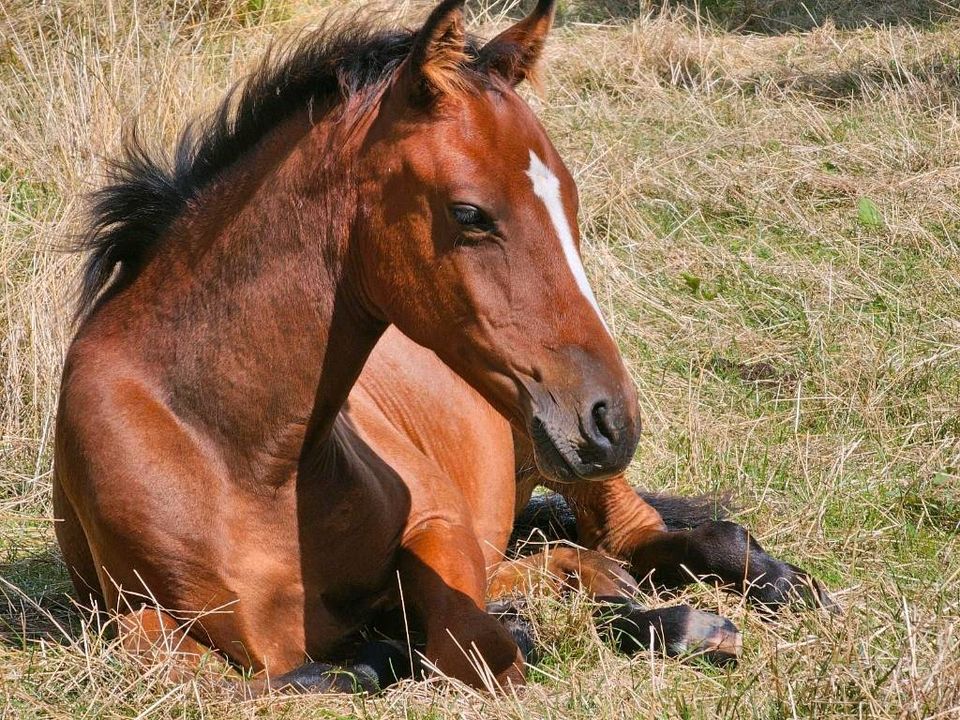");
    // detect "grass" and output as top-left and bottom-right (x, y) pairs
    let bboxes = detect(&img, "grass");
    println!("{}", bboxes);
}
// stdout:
(2, 0), (959, 717)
